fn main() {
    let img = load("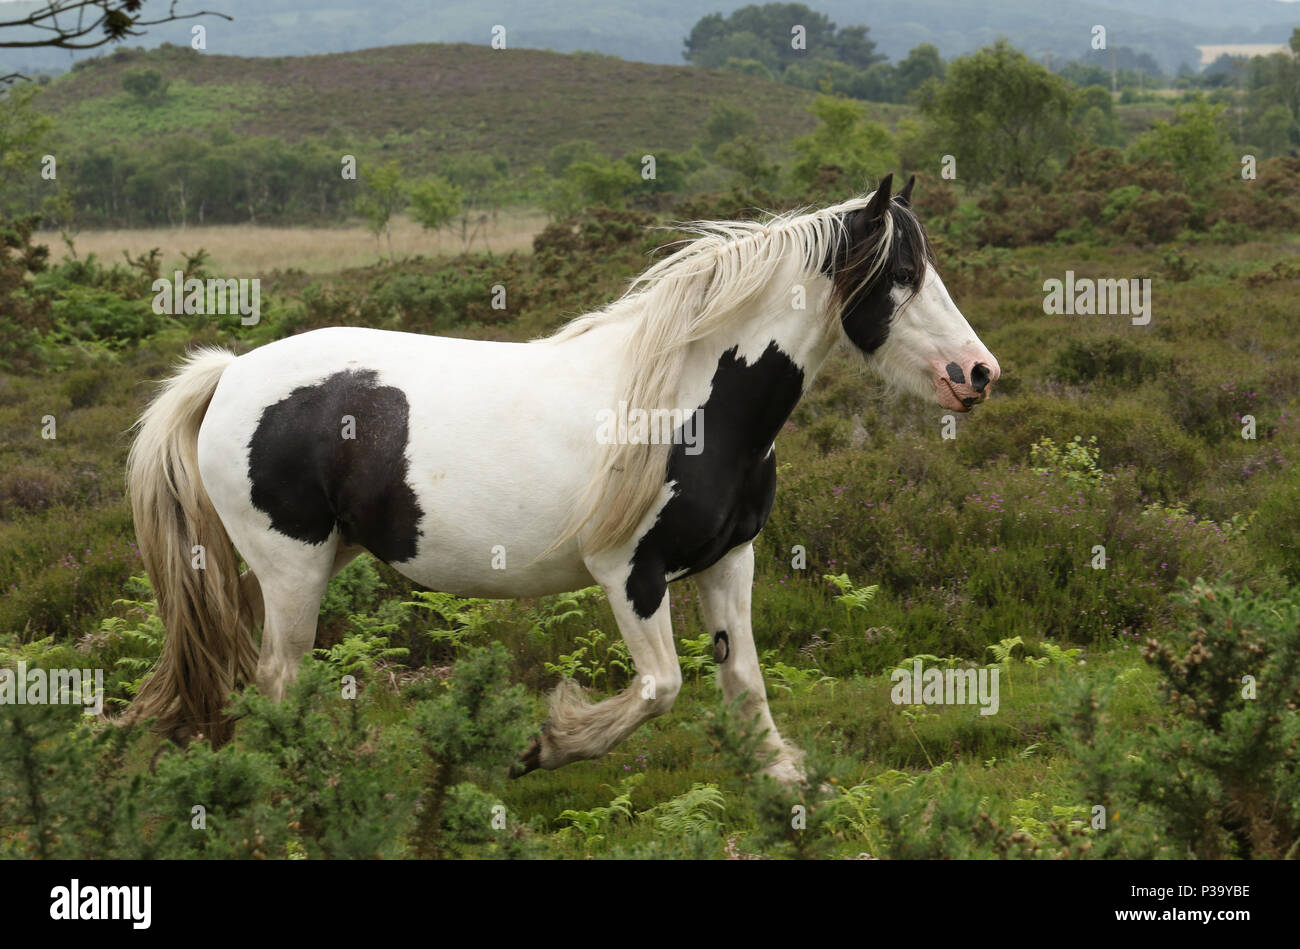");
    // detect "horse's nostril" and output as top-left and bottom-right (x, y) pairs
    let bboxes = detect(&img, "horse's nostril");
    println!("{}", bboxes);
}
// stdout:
(970, 362), (991, 393)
